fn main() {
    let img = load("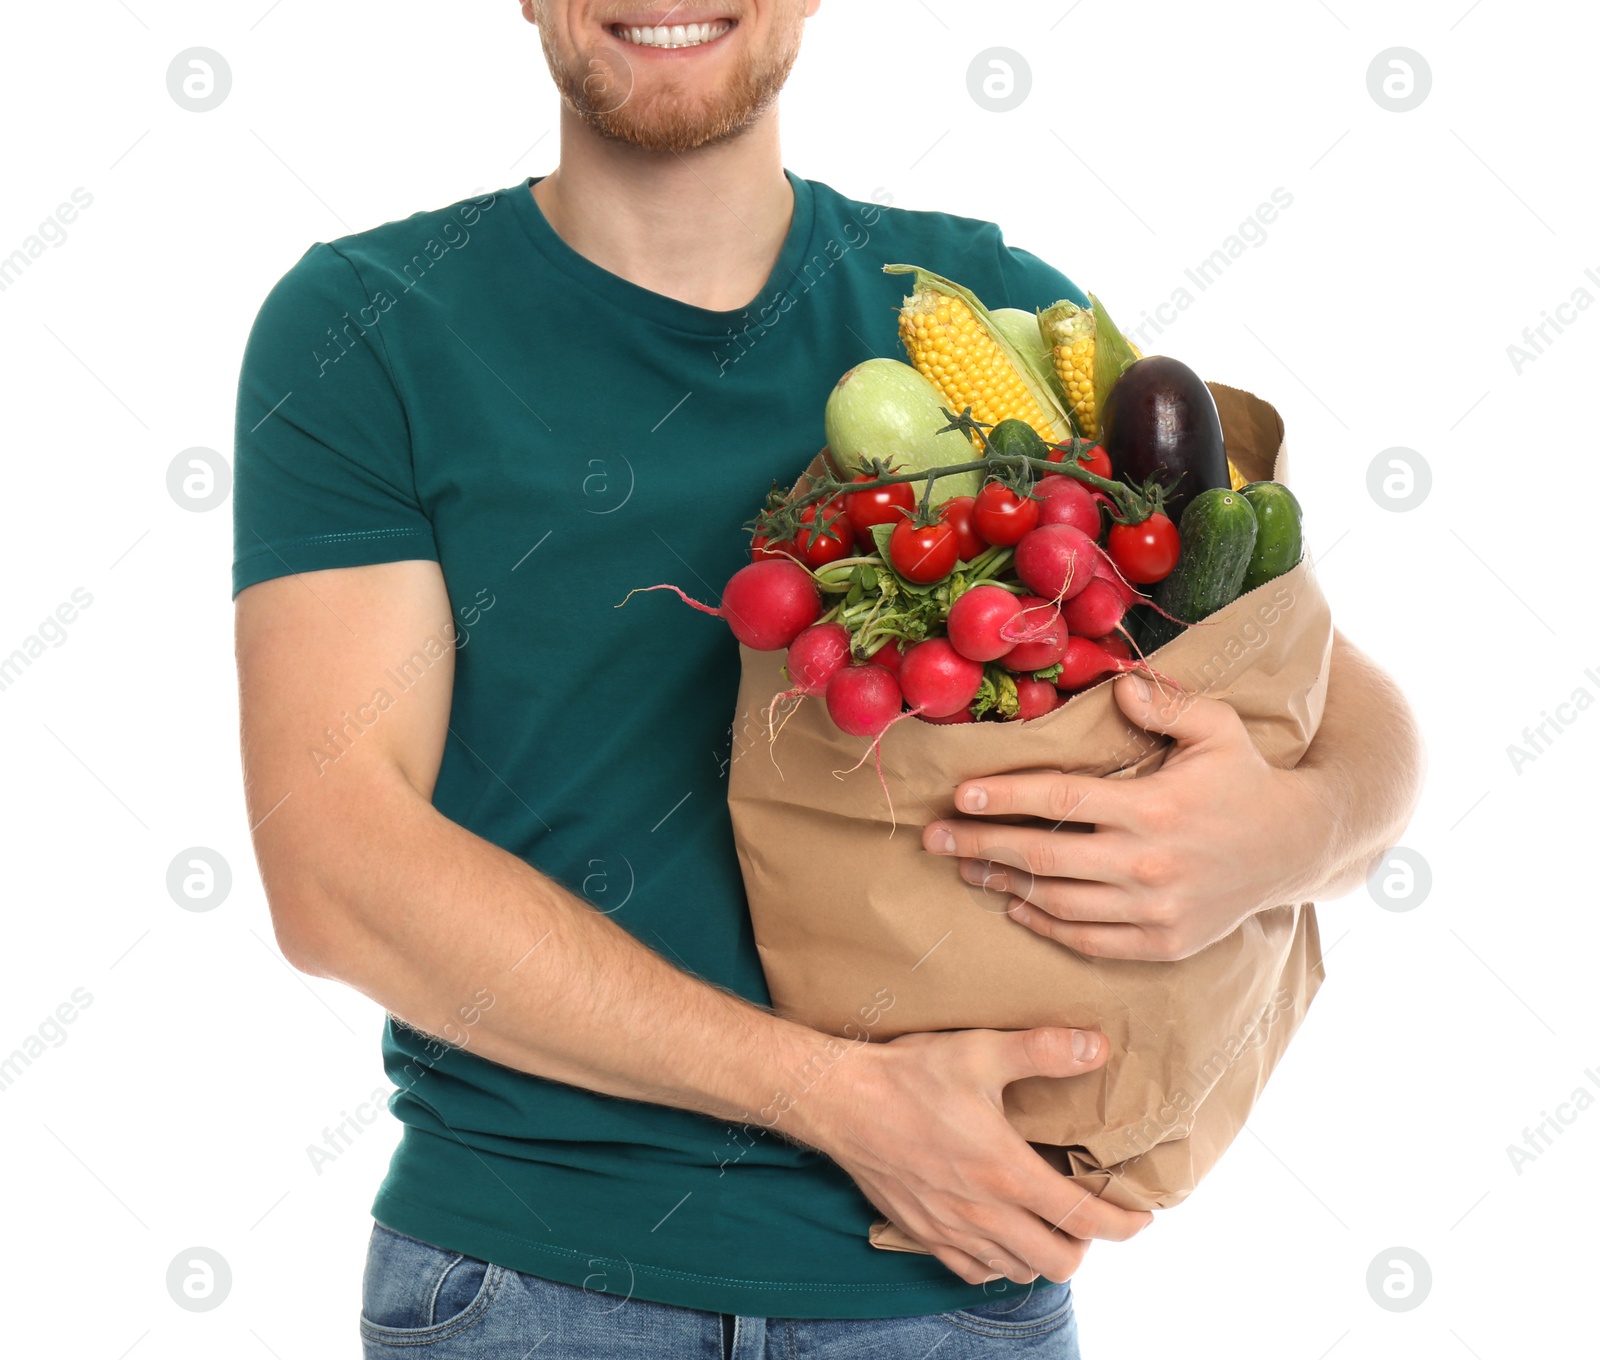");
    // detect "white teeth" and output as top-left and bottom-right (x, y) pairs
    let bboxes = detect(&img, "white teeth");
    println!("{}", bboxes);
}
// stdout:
(617, 20), (730, 49)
